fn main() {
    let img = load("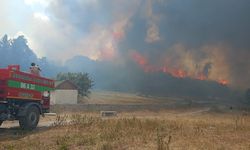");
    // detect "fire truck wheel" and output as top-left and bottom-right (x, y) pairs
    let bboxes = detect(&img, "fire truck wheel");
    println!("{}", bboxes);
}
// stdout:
(19, 106), (40, 130)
